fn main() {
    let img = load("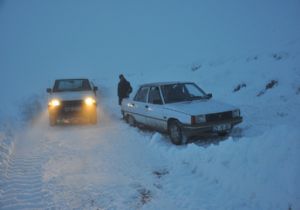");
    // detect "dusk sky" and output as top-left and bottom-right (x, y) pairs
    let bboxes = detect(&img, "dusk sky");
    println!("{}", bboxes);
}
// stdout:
(0, 0), (299, 114)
